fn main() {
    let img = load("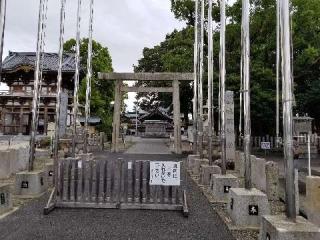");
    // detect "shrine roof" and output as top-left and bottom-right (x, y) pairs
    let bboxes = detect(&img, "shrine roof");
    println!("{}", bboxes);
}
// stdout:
(2, 51), (77, 73)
